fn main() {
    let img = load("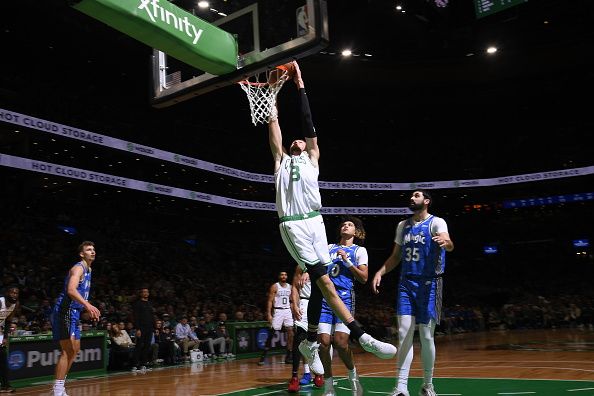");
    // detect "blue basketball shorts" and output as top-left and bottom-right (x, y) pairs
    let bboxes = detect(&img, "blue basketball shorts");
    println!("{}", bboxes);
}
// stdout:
(396, 277), (443, 325)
